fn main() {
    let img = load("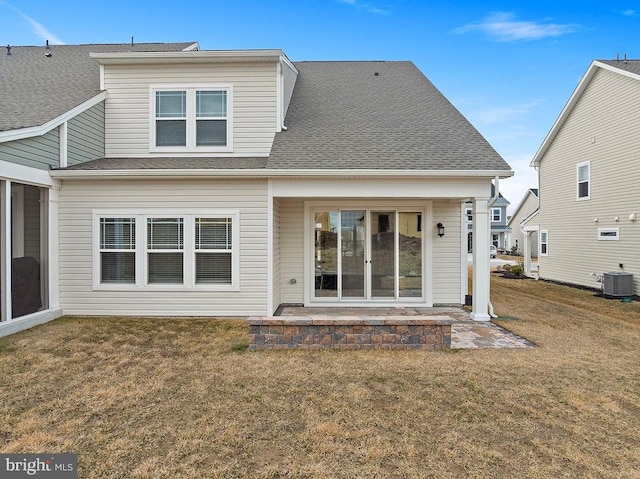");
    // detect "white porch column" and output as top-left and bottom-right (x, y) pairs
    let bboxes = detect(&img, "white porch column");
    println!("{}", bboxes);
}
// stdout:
(47, 188), (60, 310)
(523, 230), (532, 278)
(1, 180), (12, 322)
(471, 198), (490, 321)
